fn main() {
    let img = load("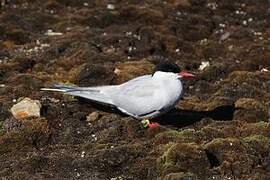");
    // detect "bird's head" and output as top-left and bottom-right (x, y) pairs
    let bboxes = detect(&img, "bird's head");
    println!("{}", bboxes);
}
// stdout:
(153, 61), (194, 79)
